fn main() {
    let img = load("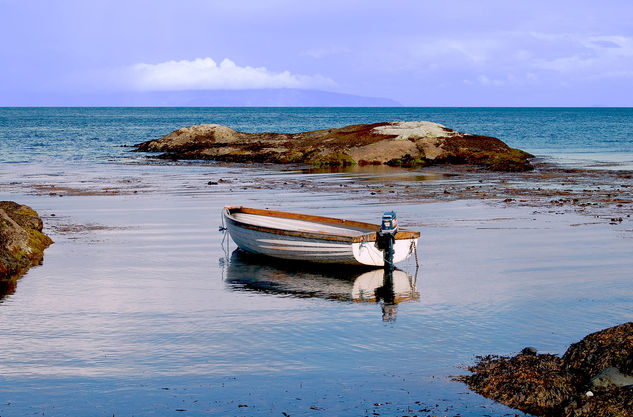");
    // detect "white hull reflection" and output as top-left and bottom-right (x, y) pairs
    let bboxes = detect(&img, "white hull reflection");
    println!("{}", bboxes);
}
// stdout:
(224, 250), (419, 319)
(351, 269), (418, 303)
